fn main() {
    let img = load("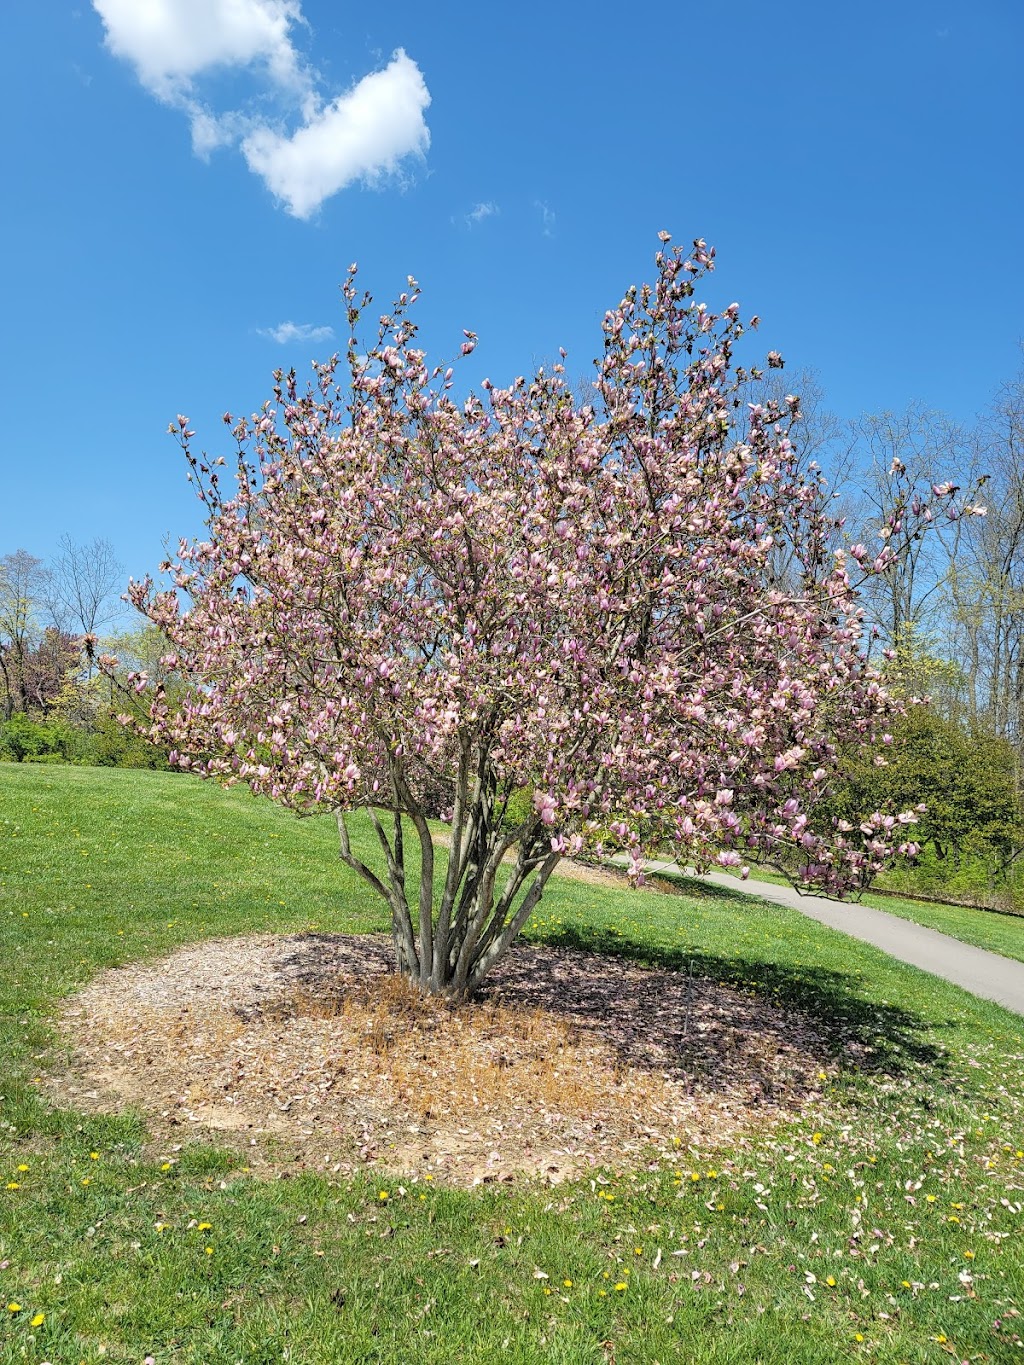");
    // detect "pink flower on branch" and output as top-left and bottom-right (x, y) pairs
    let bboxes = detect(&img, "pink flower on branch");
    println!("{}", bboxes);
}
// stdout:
(116, 235), (964, 997)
